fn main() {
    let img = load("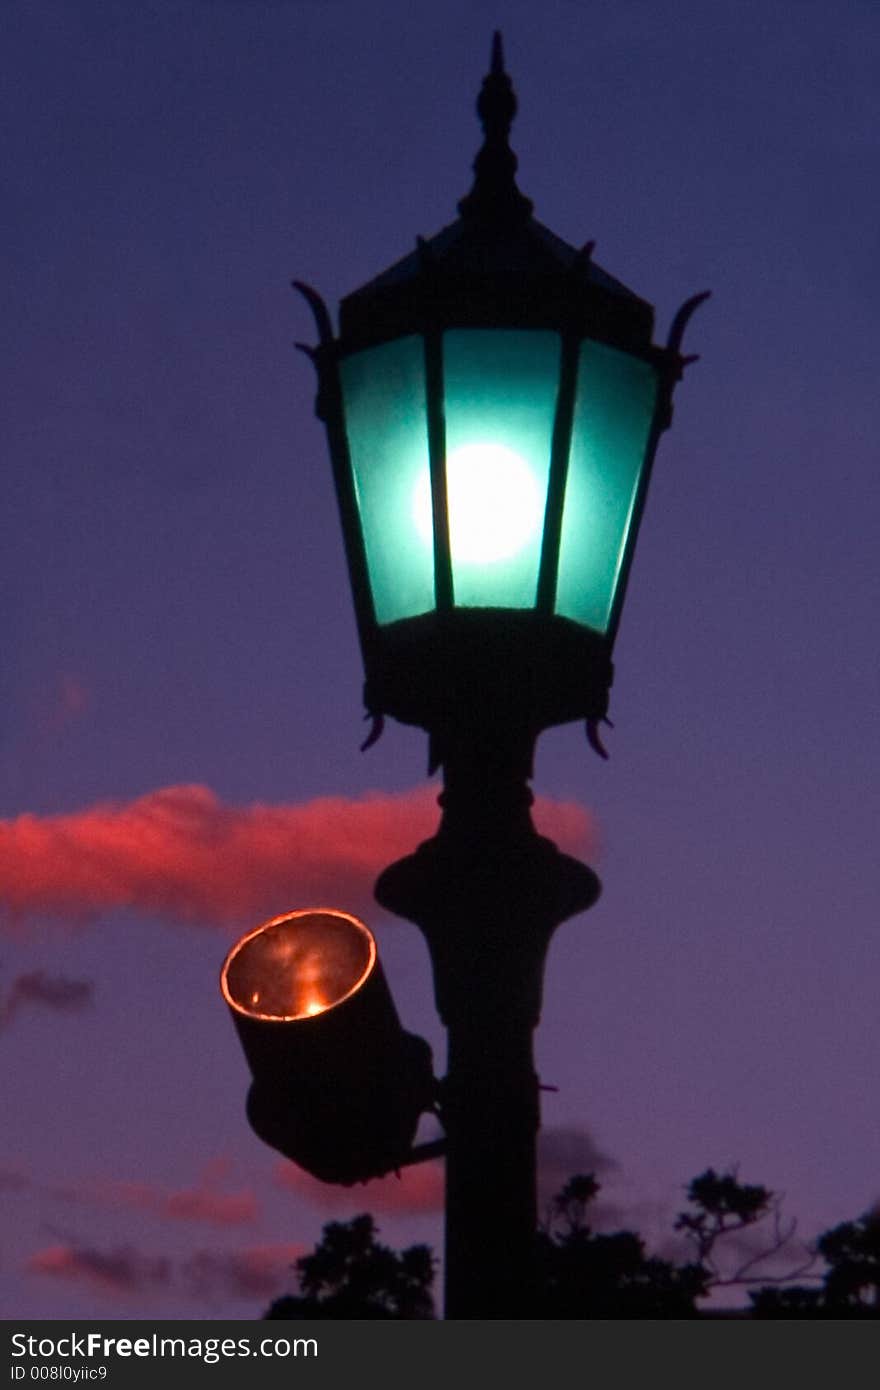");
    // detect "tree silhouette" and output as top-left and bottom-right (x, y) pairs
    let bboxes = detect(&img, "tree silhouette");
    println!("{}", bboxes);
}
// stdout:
(673, 1167), (816, 1293)
(263, 1171), (879, 1319)
(264, 1213), (435, 1319)
(534, 1174), (706, 1317)
(750, 1206), (880, 1318)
